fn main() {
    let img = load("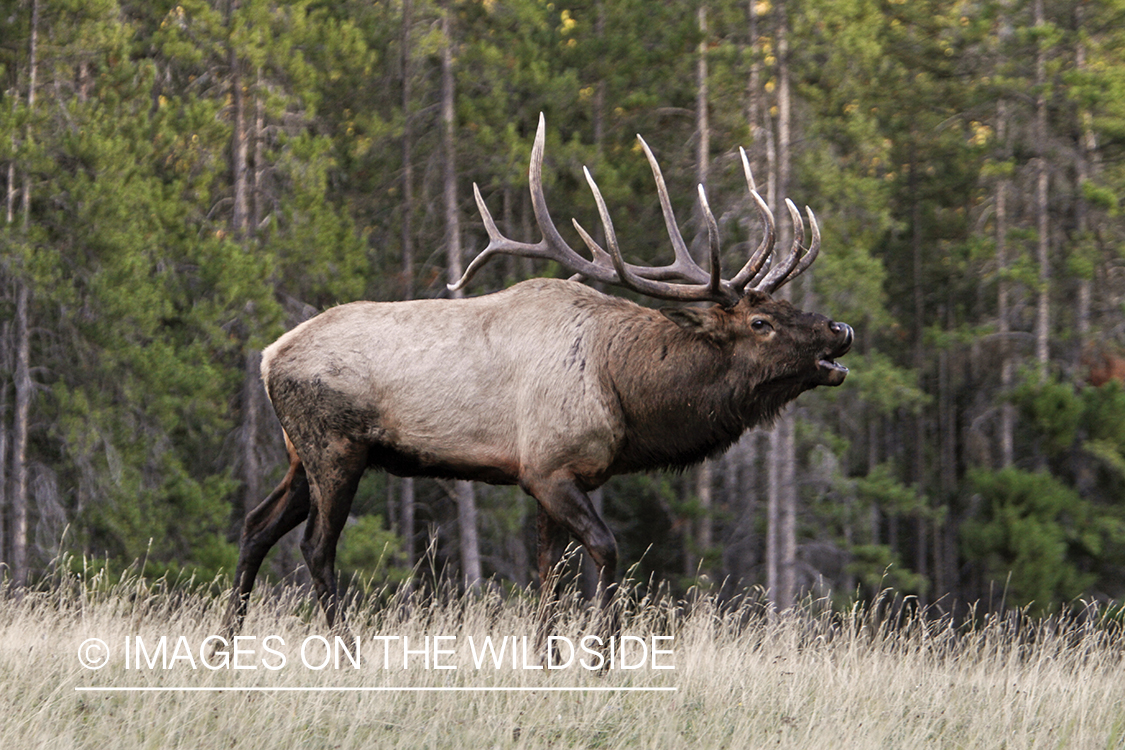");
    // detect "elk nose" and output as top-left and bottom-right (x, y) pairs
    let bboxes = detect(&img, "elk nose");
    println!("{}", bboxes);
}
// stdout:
(830, 321), (853, 352)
